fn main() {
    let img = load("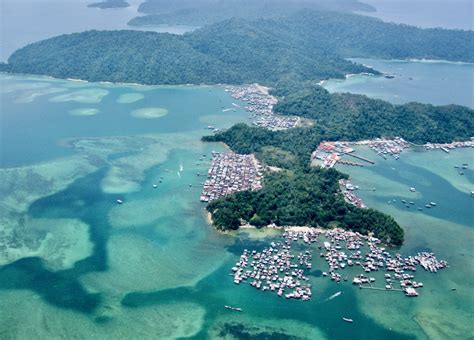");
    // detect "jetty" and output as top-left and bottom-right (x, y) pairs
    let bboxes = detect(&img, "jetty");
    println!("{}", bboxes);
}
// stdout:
(338, 160), (364, 167)
(345, 152), (375, 164)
